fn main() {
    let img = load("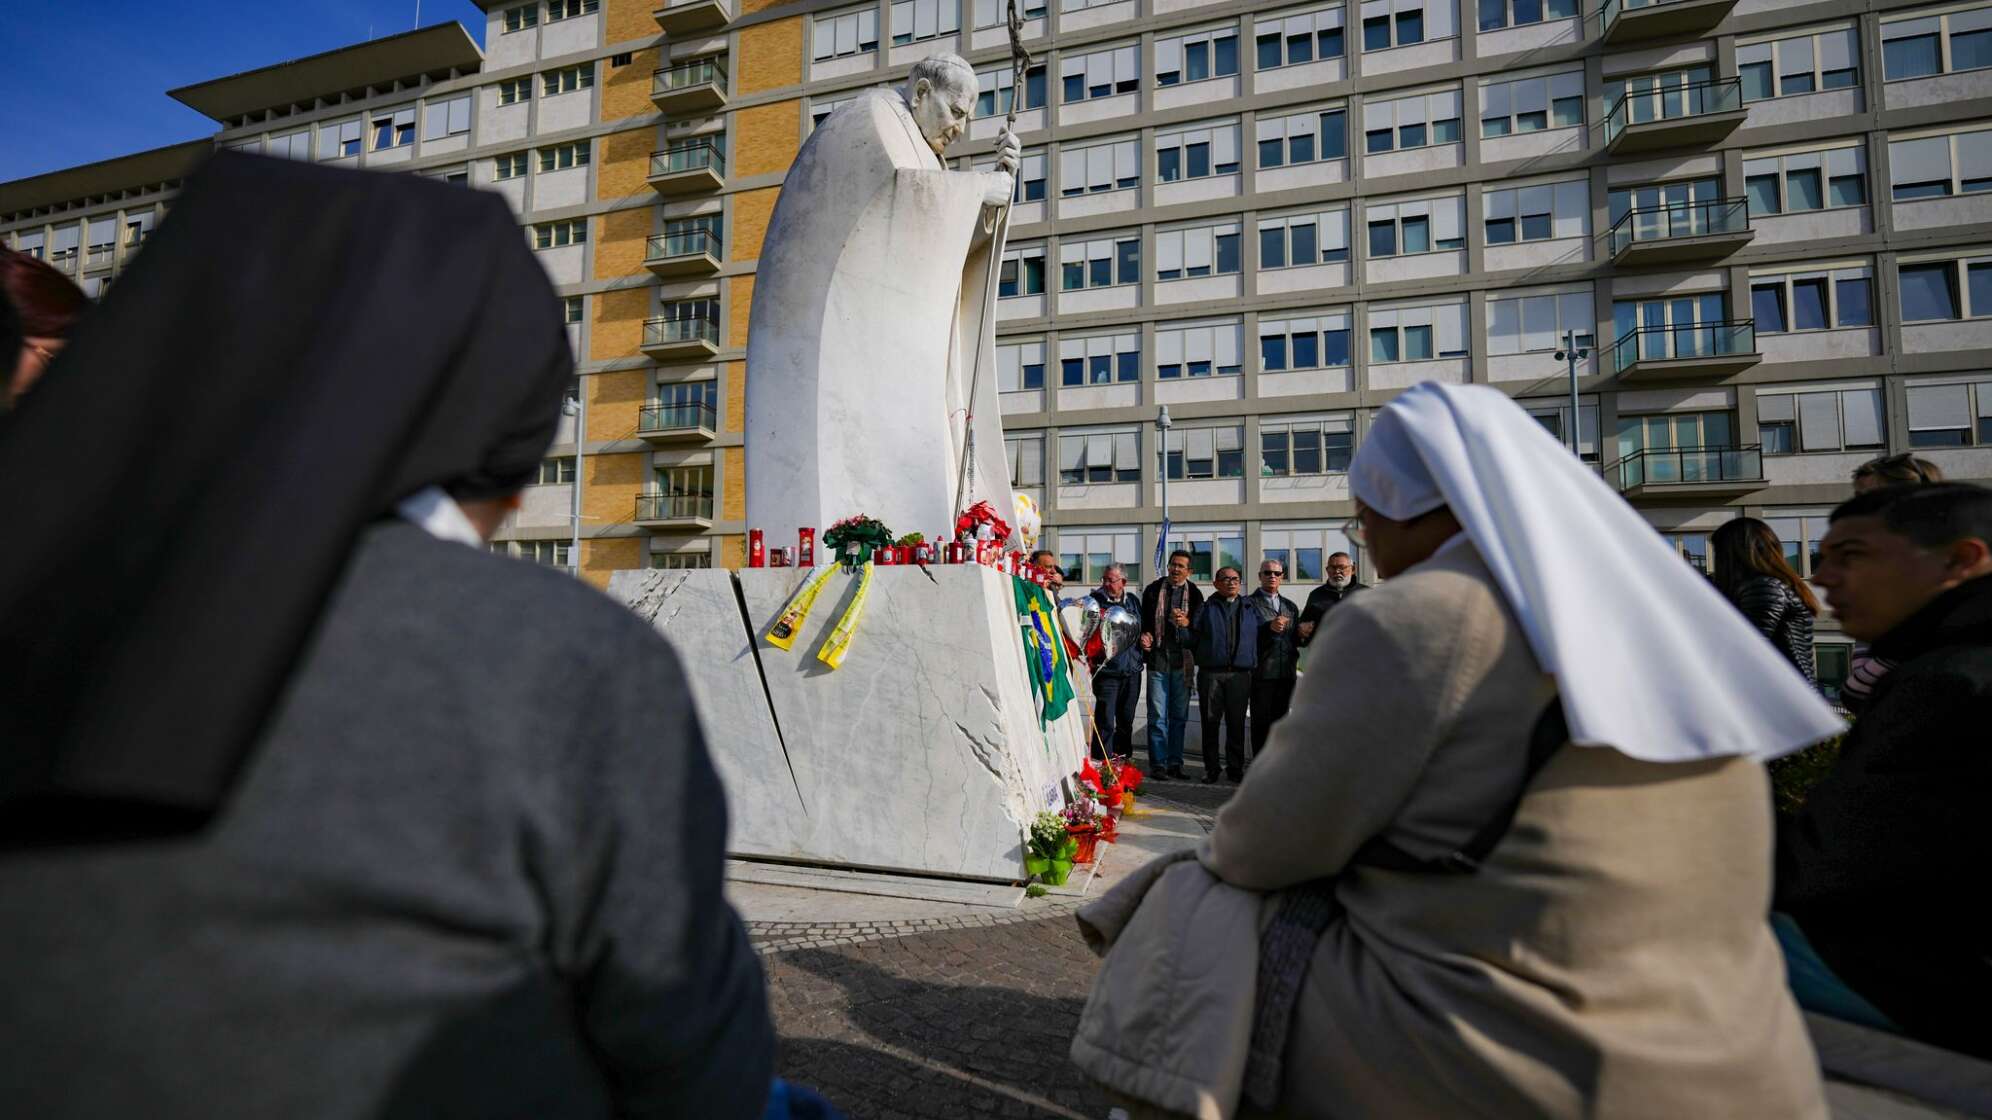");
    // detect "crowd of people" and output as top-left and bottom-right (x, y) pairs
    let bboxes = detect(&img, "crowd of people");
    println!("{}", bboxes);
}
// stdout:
(2, 152), (1987, 1119)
